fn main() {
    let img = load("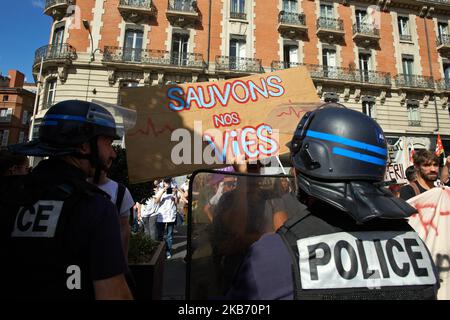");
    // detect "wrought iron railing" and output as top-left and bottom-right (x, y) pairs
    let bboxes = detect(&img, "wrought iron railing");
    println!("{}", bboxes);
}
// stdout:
(436, 78), (450, 90)
(408, 120), (421, 127)
(305, 64), (391, 86)
(103, 46), (205, 68)
(167, 0), (197, 13)
(400, 34), (412, 42)
(279, 11), (306, 26)
(119, 0), (152, 10)
(0, 115), (12, 123)
(425, 0), (449, 4)
(437, 34), (450, 47)
(33, 44), (77, 66)
(215, 56), (262, 73)
(316, 17), (344, 31)
(271, 61), (302, 70)
(45, 0), (72, 10)
(352, 23), (380, 37)
(230, 11), (246, 20)
(395, 74), (435, 89)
